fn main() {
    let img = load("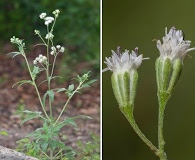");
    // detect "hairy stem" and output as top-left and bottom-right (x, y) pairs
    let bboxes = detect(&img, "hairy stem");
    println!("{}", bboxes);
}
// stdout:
(121, 106), (159, 156)
(23, 55), (50, 121)
(54, 82), (82, 125)
(157, 92), (169, 160)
